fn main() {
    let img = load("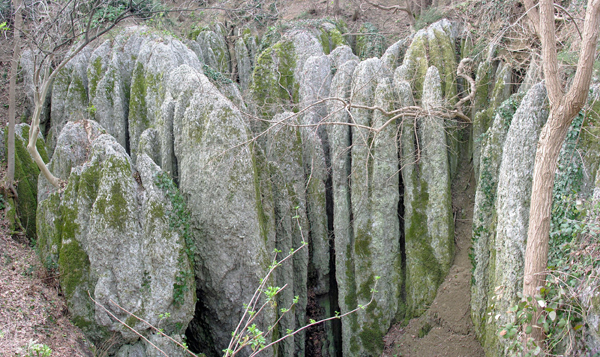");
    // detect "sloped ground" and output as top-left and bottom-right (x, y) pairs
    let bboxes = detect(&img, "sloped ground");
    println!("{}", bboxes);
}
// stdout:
(382, 151), (485, 357)
(0, 224), (93, 356)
